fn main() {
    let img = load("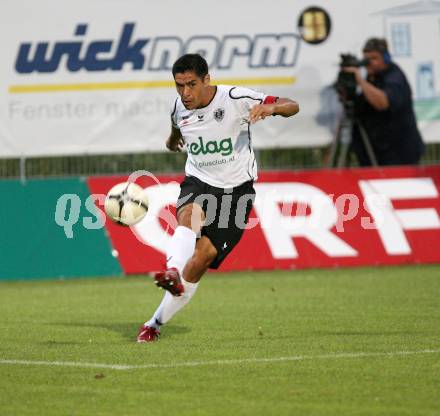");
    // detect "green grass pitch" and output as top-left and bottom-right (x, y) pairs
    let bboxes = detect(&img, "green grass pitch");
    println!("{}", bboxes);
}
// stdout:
(1, 265), (439, 416)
